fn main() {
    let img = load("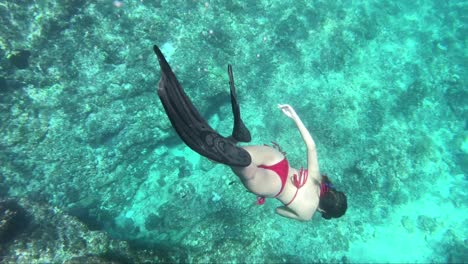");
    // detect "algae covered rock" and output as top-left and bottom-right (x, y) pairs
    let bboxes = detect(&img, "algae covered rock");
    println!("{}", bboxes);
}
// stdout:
(0, 199), (30, 243)
(0, 198), (181, 263)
